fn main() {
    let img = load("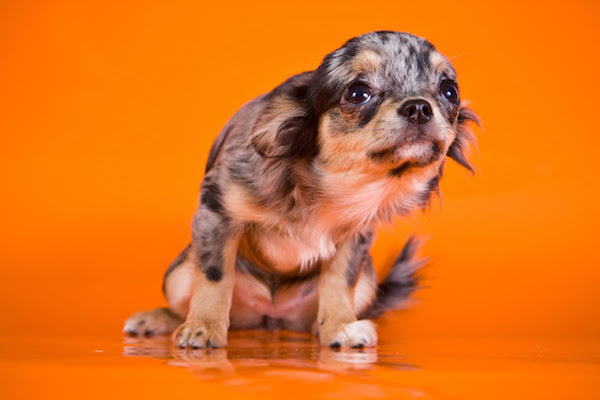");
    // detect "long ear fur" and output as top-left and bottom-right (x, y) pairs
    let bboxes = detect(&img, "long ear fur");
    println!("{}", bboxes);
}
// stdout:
(447, 105), (480, 173)
(250, 72), (319, 159)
